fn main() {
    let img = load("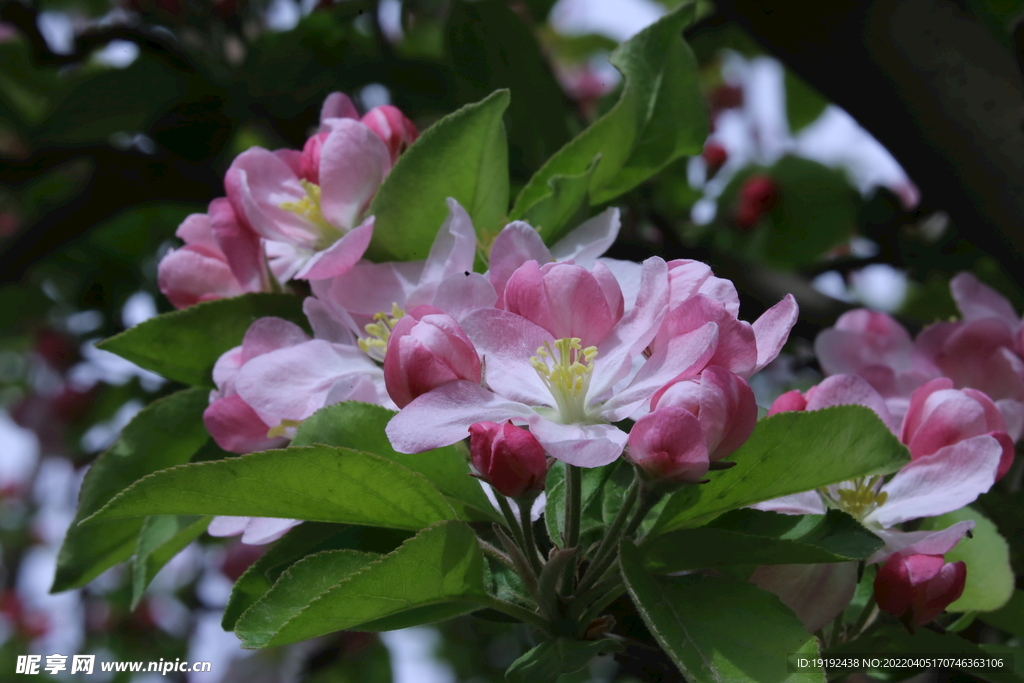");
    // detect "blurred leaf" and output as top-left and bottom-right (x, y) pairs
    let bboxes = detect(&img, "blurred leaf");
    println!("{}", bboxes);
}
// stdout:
(644, 509), (882, 573)
(505, 638), (622, 683)
(291, 402), (500, 523)
(785, 71), (827, 133)
(97, 293), (308, 387)
(0, 40), (59, 128)
(53, 388), (210, 591)
(235, 521), (489, 647)
(651, 406), (910, 535)
(367, 90), (510, 261)
(539, 30), (619, 63)
(983, 589), (1024, 638)
(620, 539), (822, 683)
(967, 0), (1024, 45)
(920, 506), (1014, 612)
(85, 445), (459, 530)
(448, 0), (572, 180)
(222, 522), (411, 630)
(511, 3), (707, 240)
(132, 515), (210, 609)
